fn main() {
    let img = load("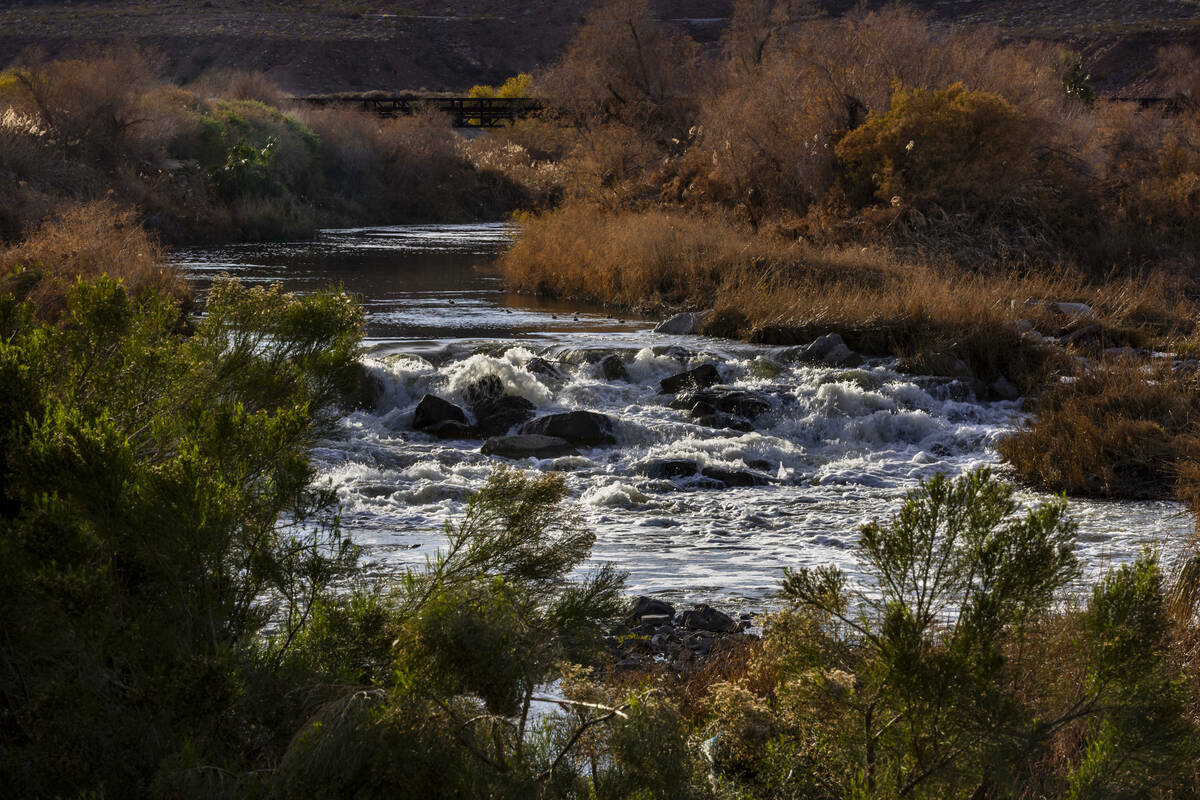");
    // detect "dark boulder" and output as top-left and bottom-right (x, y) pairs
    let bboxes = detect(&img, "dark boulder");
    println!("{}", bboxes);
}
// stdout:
(519, 411), (616, 446)
(652, 345), (694, 361)
(626, 596), (676, 623)
(599, 354), (630, 381)
(701, 467), (770, 487)
(782, 333), (863, 367)
(426, 420), (480, 440)
(660, 363), (721, 394)
(343, 363), (385, 411)
(527, 357), (566, 382)
(680, 604), (738, 633)
(465, 375), (506, 409)
(670, 389), (773, 420)
(474, 395), (536, 436)
(481, 434), (577, 459)
(559, 348), (635, 366)
(641, 459), (700, 479)
(413, 394), (468, 431)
